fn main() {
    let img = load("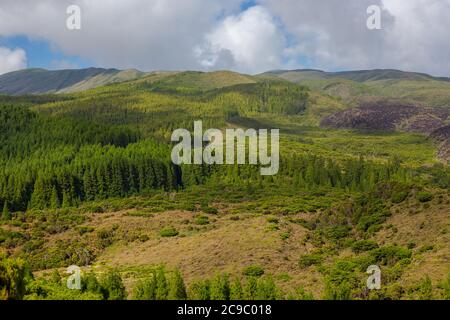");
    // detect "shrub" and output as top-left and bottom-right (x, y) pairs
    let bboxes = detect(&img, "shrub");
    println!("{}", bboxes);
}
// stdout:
(194, 215), (210, 226)
(266, 216), (279, 224)
(243, 265), (265, 277)
(159, 227), (179, 238)
(369, 246), (411, 266)
(299, 253), (324, 268)
(351, 240), (379, 253)
(417, 191), (433, 203)
(202, 206), (218, 215)
(391, 191), (408, 204)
